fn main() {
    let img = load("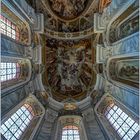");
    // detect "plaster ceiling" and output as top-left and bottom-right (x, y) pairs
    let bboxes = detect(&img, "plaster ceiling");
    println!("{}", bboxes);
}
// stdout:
(26, 0), (100, 33)
(47, 0), (88, 20)
(42, 37), (97, 102)
(26, 0), (101, 102)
